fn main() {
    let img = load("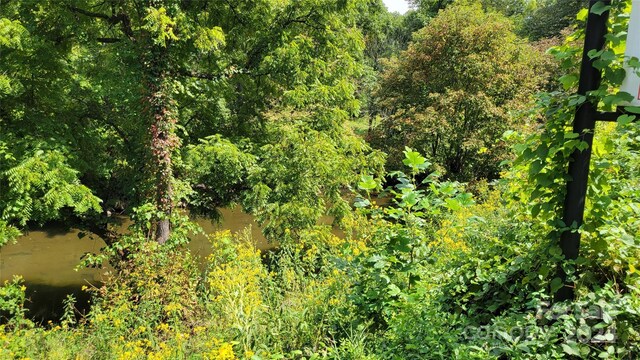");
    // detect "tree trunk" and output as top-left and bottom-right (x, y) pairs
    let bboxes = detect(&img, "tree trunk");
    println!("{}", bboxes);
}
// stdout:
(144, 40), (178, 244)
(156, 218), (171, 244)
